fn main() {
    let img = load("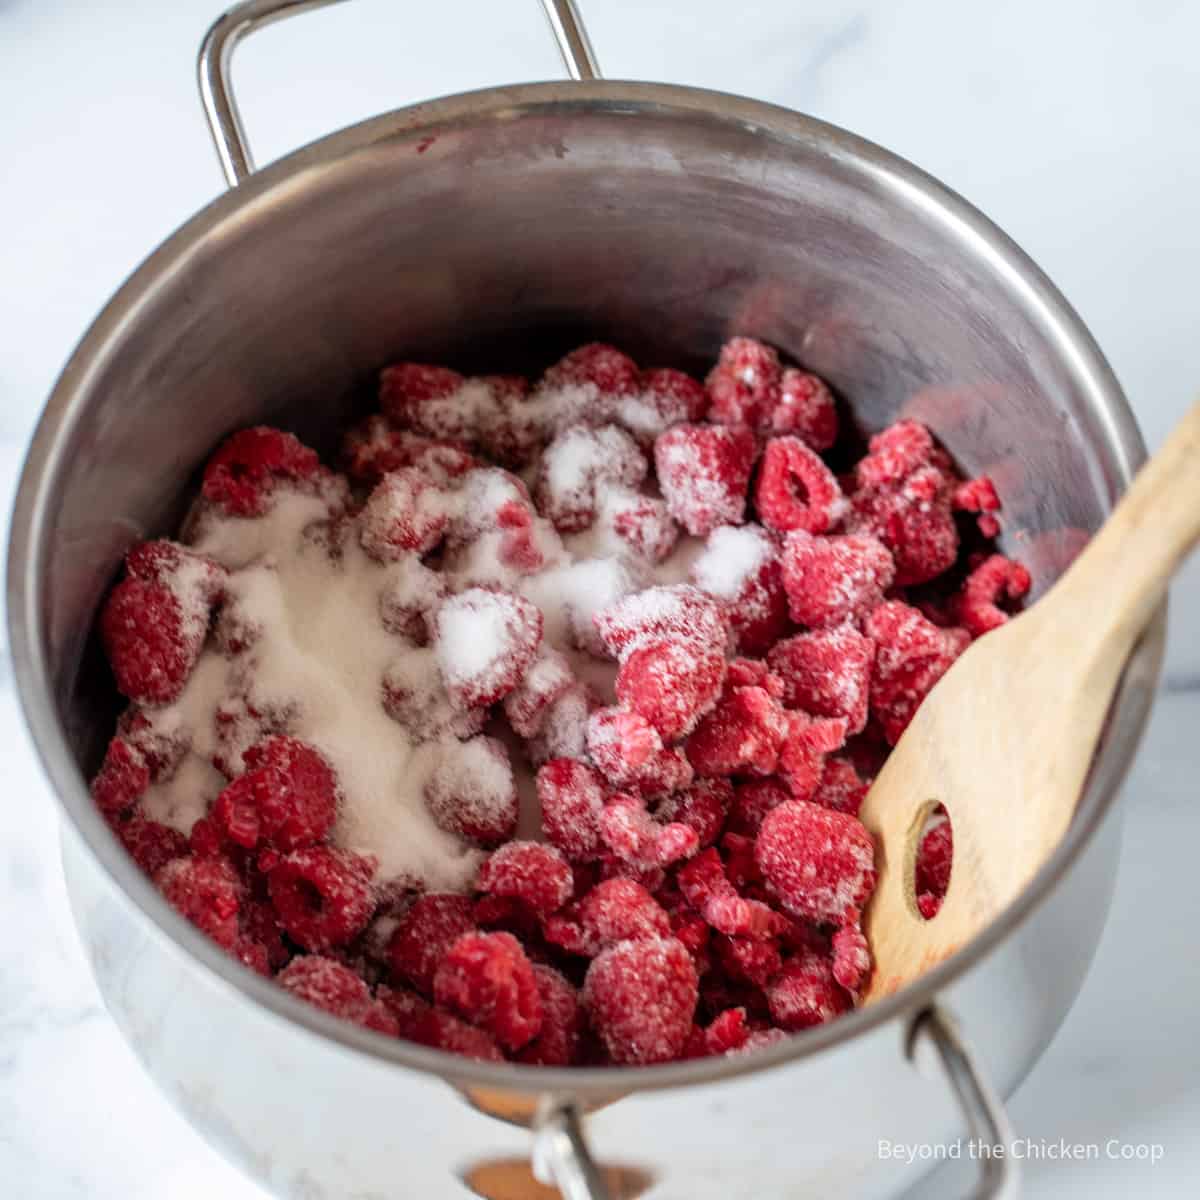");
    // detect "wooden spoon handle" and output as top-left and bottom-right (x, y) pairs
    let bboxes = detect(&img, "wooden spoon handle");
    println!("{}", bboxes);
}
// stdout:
(1051, 398), (1200, 654)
